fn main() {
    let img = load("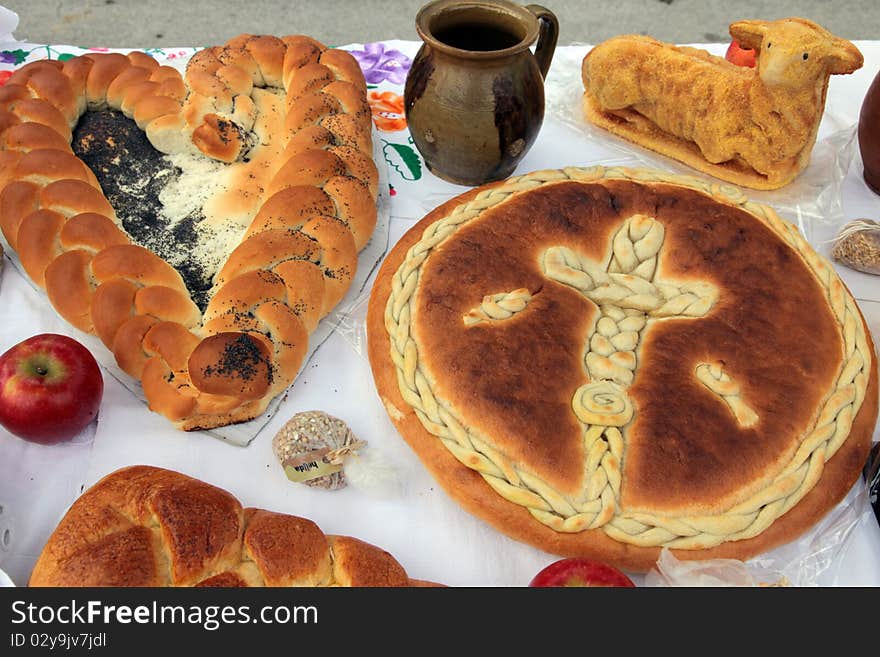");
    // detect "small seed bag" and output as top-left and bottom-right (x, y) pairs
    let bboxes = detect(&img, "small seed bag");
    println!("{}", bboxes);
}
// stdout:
(272, 410), (401, 496)
(831, 219), (880, 275)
